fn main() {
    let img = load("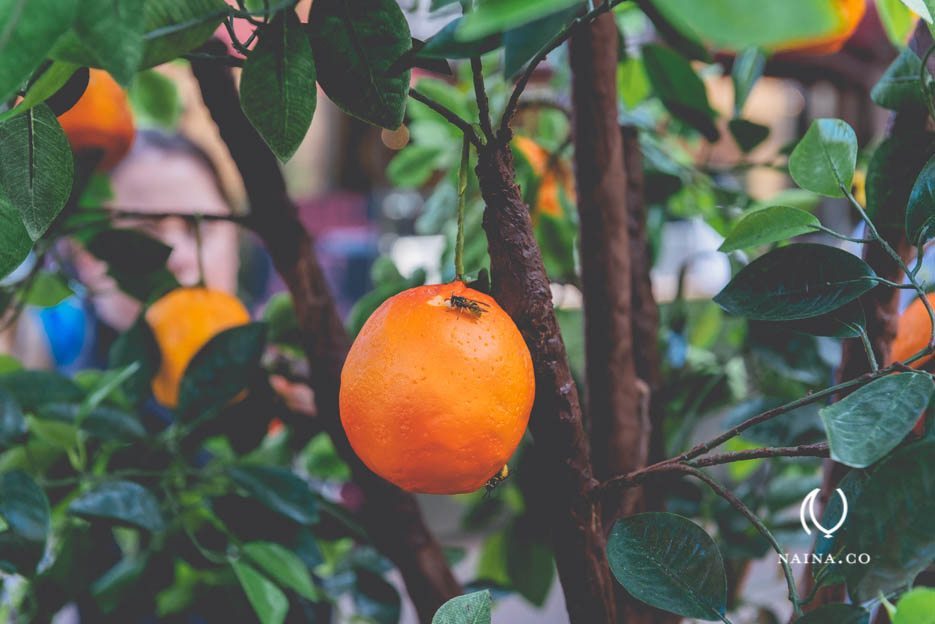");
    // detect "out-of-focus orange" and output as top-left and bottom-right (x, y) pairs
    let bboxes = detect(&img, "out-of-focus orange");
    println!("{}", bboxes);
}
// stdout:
(513, 135), (575, 219)
(339, 281), (535, 494)
(891, 292), (935, 368)
(146, 287), (251, 408)
(57, 69), (135, 170)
